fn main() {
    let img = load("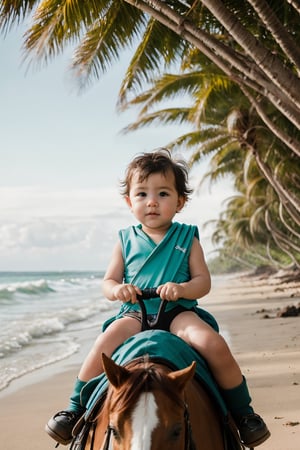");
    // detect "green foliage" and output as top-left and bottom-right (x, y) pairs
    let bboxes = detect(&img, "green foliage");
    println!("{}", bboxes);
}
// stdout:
(1, 0), (299, 268)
